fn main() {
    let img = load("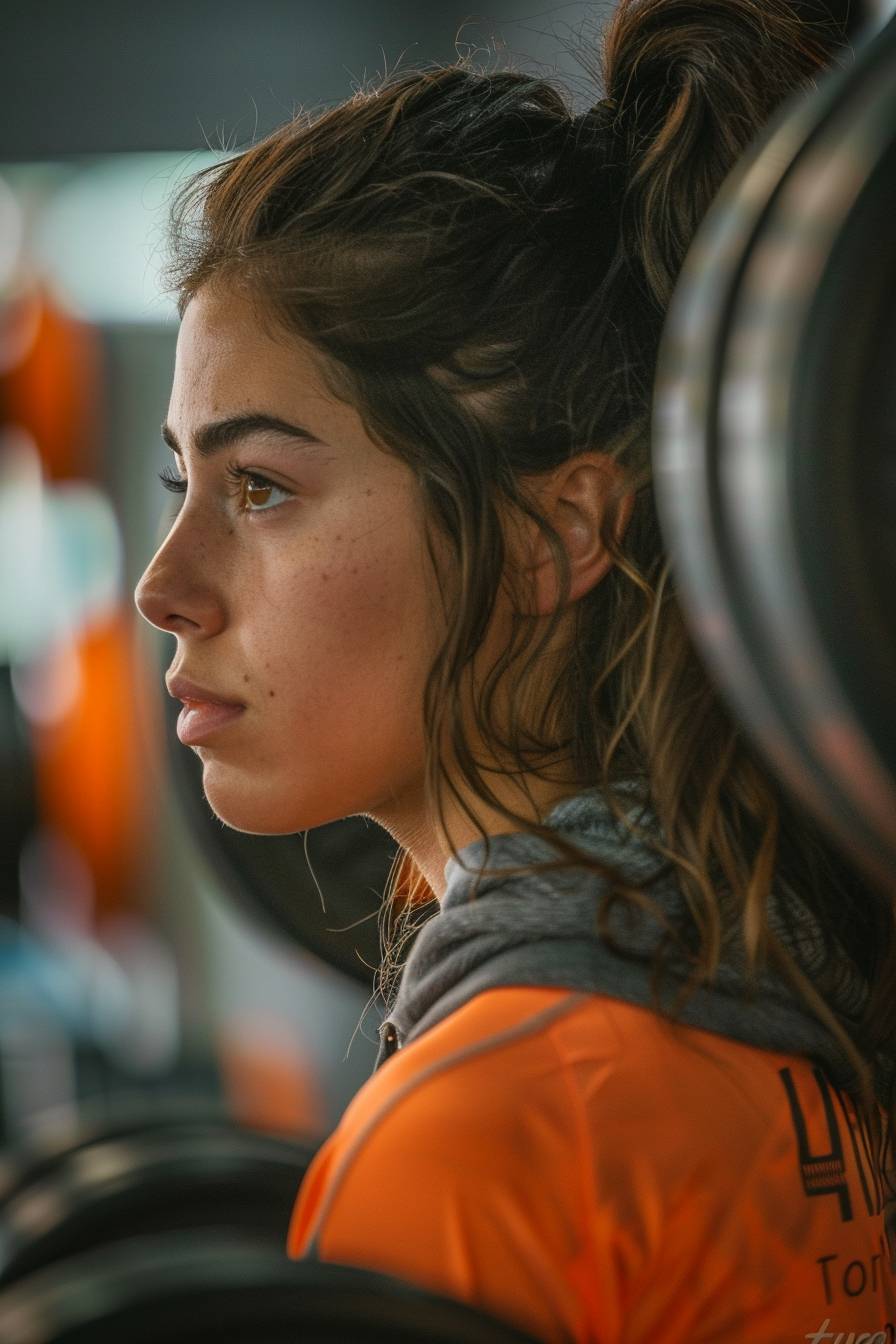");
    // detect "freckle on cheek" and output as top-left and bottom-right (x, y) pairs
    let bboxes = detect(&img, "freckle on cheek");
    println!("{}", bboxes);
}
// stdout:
(269, 690), (275, 698)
